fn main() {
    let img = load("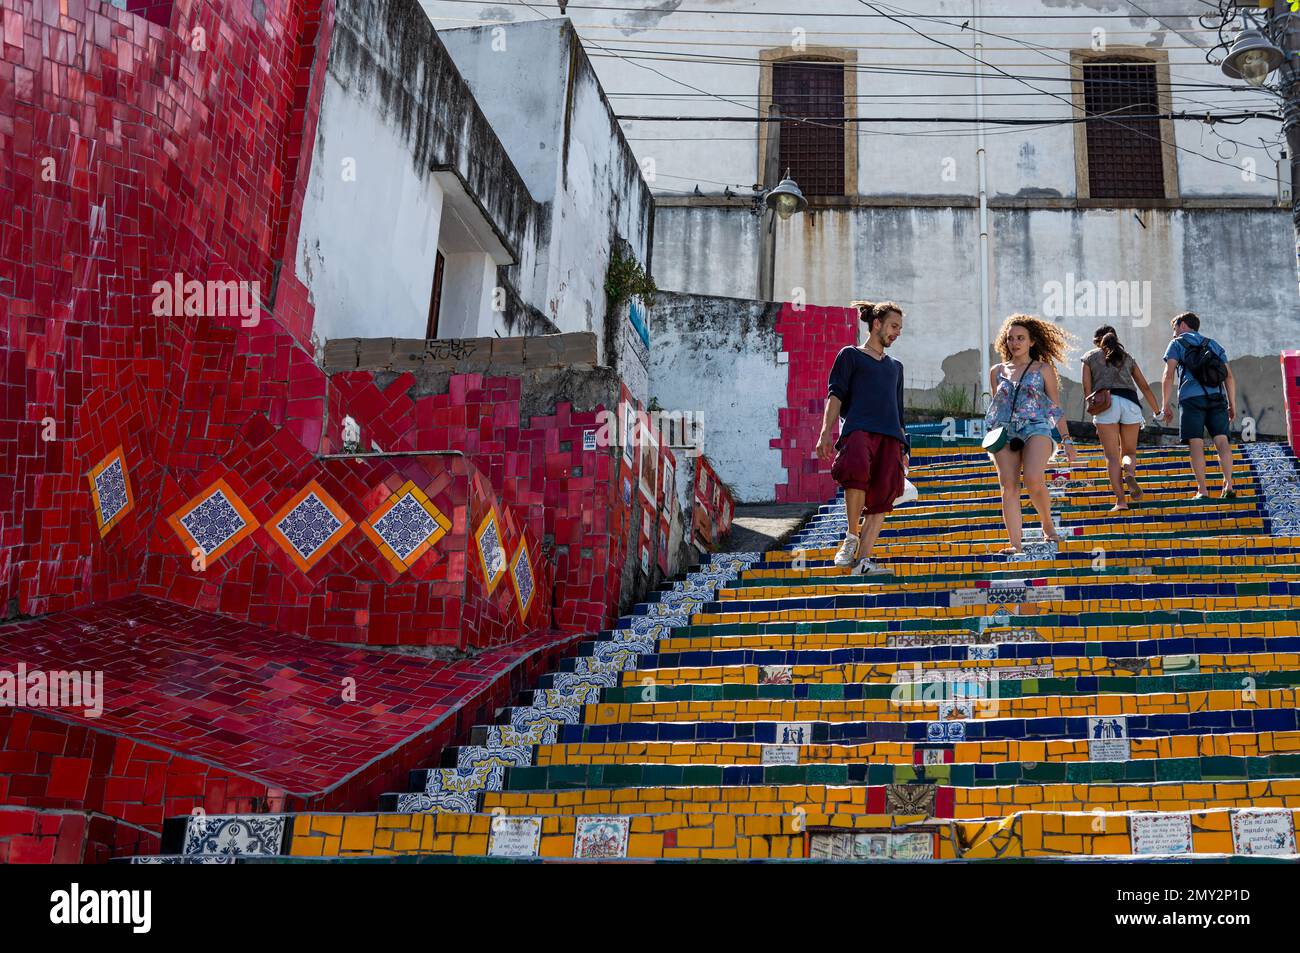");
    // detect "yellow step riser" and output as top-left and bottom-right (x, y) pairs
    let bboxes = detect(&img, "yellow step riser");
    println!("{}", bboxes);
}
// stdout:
(623, 653), (1300, 686)
(584, 688), (1295, 725)
(534, 729), (1300, 767)
(286, 808), (1298, 860)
